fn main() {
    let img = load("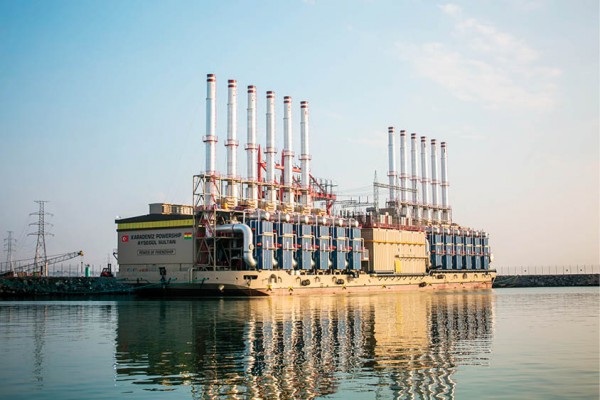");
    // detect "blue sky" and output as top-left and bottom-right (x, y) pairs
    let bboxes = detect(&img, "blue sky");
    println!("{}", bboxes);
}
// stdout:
(1, 0), (598, 269)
